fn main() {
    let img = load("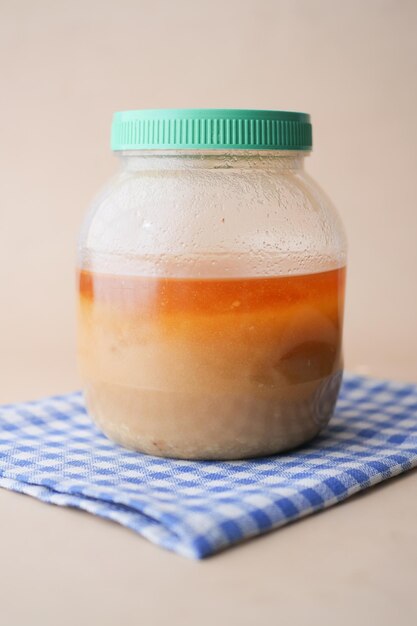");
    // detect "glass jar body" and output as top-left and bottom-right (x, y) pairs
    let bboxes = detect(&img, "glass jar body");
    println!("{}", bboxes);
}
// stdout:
(77, 150), (347, 459)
